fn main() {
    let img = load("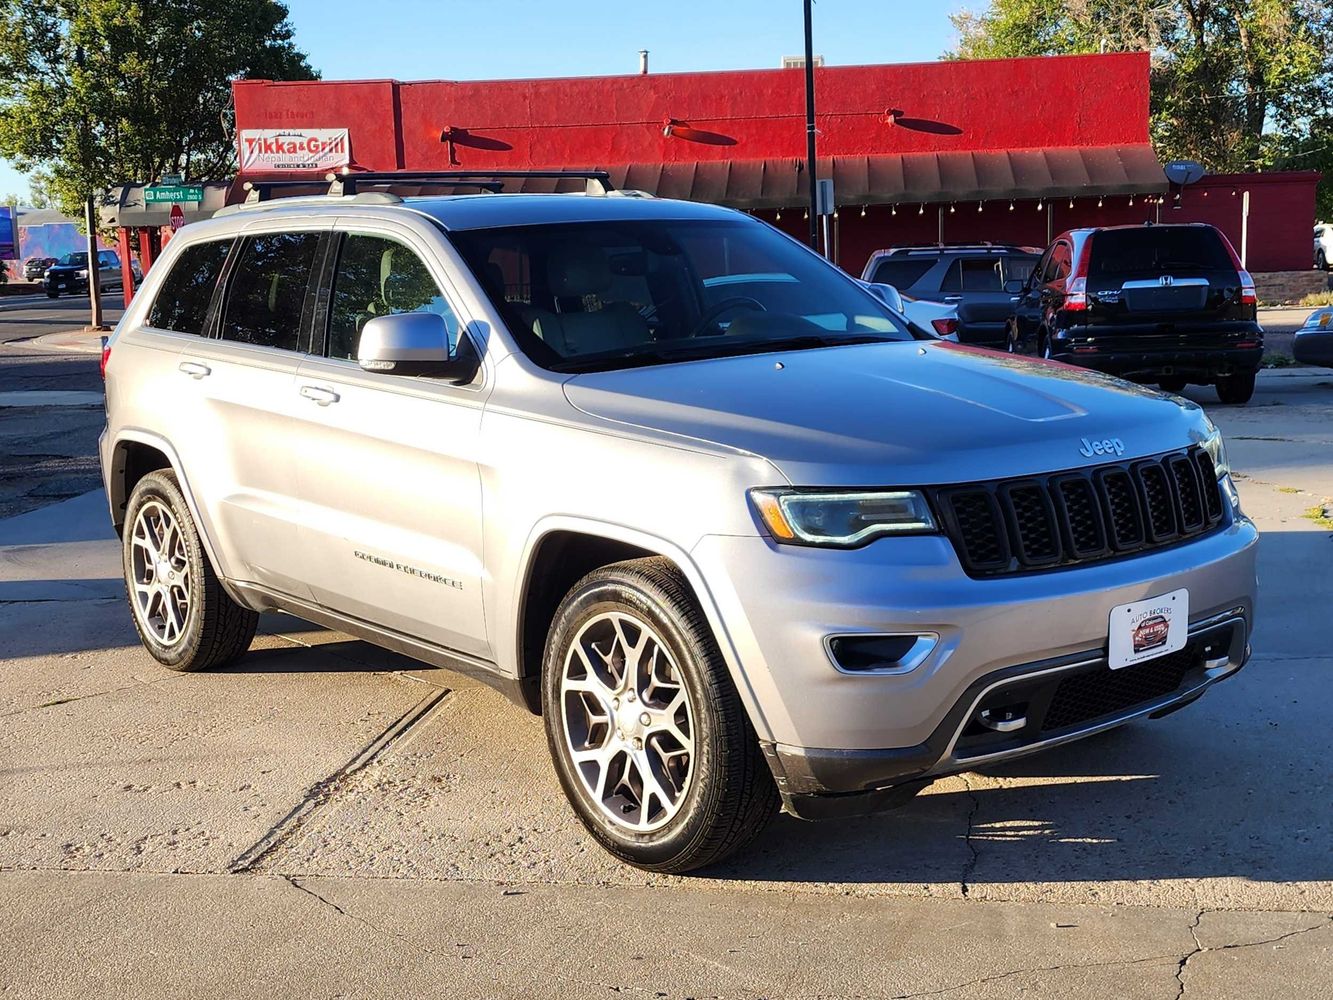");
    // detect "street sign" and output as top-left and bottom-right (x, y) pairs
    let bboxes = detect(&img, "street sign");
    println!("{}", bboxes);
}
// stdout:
(169, 204), (185, 231)
(159, 172), (183, 186)
(145, 185), (203, 204)
(816, 177), (835, 216)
